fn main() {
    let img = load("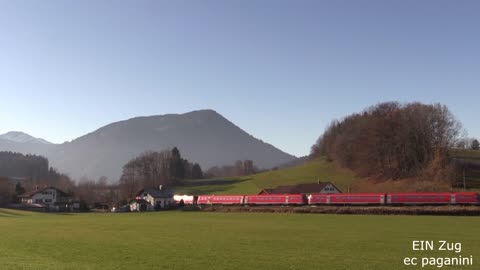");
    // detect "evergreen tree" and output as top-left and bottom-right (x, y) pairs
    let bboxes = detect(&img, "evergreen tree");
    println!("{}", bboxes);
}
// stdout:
(472, 139), (480, 150)
(191, 163), (203, 179)
(15, 182), (25, 195)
